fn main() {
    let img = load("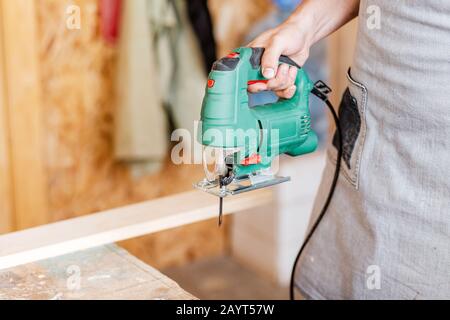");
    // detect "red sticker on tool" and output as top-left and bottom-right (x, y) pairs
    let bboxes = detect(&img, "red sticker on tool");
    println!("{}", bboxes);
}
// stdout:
(226, 52), (240, 58)
(207, 79), (215, 88)
(241, 154), (262, 166)
(247, 80), (269, 86)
